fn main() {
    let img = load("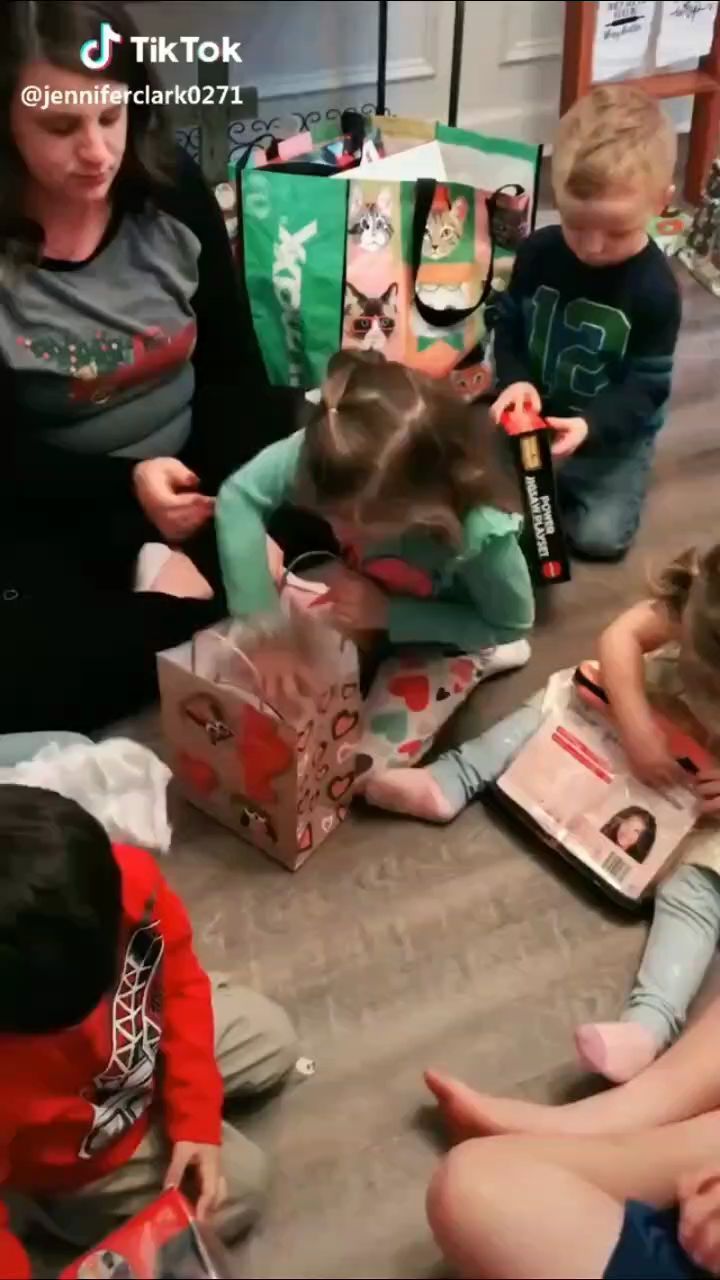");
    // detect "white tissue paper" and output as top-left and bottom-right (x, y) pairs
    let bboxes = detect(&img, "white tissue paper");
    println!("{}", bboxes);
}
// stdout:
(0, 739), (172, 853)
